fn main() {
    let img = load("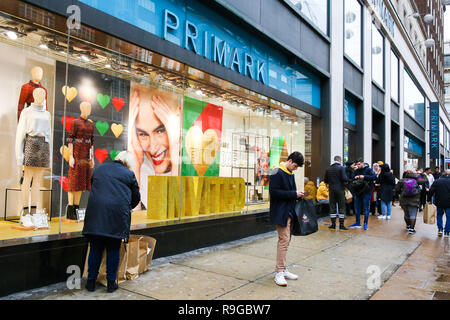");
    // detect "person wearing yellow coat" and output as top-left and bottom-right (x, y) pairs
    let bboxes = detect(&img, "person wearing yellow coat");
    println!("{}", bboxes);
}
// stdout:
(304, 178), (317, 204)
(316, 181), (329, 204)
